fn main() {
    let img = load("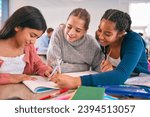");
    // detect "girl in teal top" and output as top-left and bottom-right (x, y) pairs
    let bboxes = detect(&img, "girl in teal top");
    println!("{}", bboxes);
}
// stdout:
(51, 9), (150, 89)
